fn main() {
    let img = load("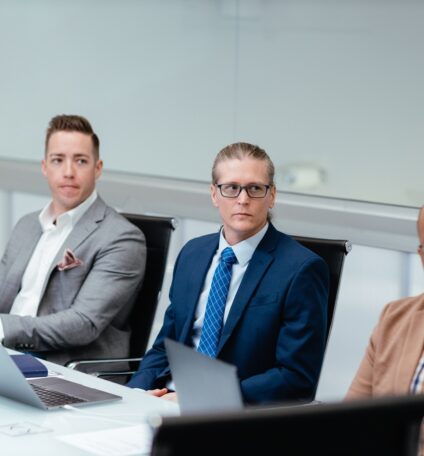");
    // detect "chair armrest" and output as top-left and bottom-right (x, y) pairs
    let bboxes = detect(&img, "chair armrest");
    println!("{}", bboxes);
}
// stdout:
(66, 357), (142, 370)
(66, 357), (143, 379)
